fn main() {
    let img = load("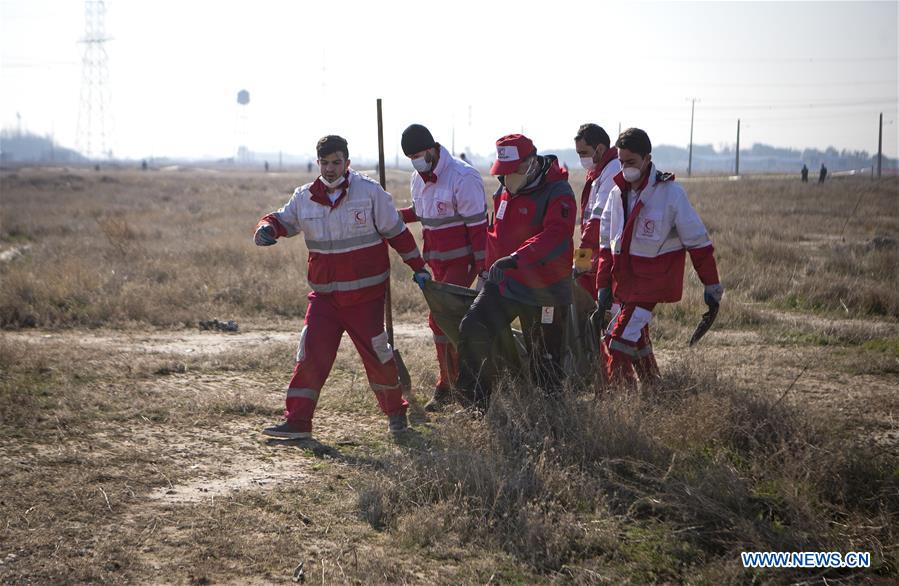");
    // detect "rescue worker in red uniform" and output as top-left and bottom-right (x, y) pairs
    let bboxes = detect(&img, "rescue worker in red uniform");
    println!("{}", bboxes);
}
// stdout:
(574, 123), (620, 298)
(254, 135), (430, 440)
(456, 134), (577, 408)
(596, 128), (723, 386)
(398, 124), (488, 412)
